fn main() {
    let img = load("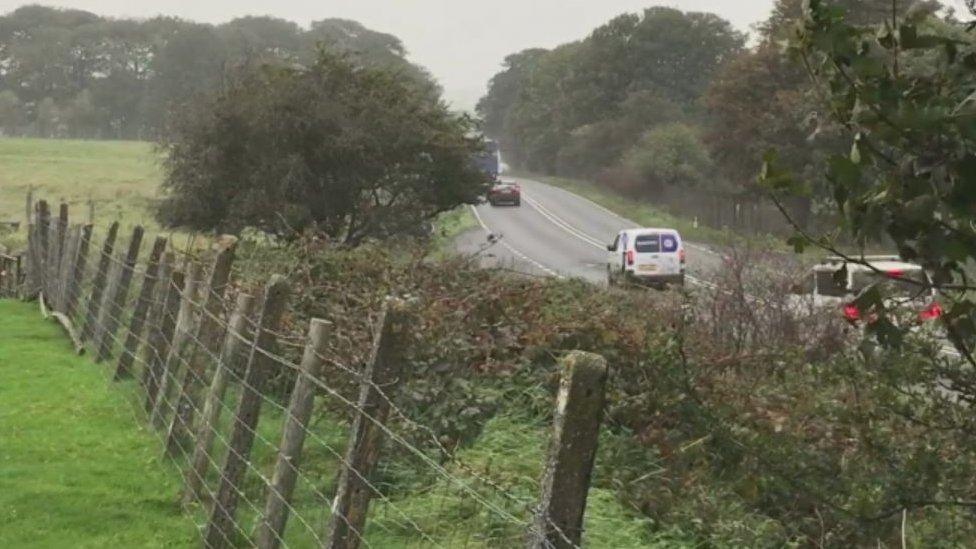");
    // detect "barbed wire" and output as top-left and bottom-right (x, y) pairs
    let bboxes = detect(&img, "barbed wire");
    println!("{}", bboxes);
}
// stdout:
(21, 216), (584, 549)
